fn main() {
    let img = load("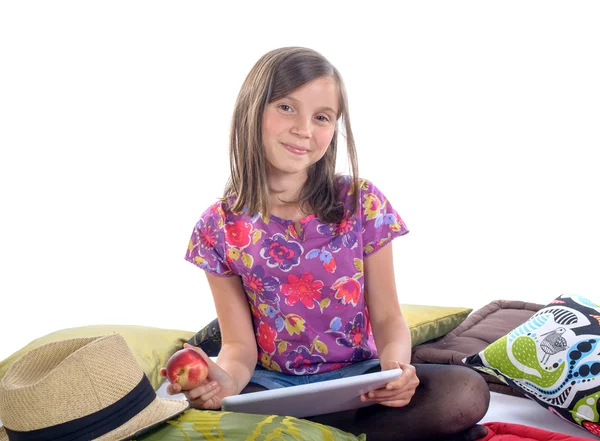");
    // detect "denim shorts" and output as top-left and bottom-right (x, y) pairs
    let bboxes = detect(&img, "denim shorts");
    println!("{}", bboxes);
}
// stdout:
(249, 359), (382, 390)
